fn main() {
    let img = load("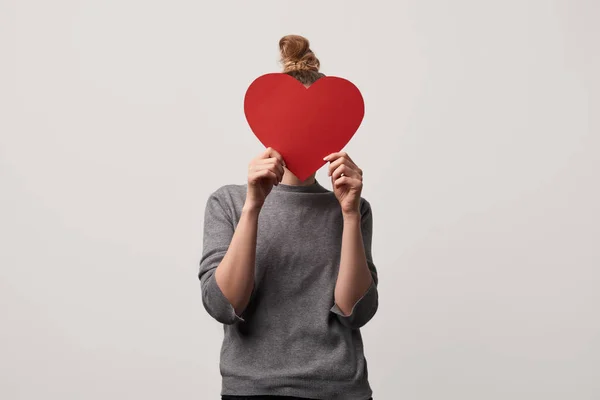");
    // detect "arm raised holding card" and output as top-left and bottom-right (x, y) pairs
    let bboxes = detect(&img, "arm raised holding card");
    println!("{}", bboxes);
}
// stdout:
(325, 151), (379, 329)
(199, 147), (285, 324)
